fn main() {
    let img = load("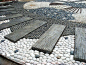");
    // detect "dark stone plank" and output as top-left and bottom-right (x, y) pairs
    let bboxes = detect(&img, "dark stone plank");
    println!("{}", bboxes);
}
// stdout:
(32, 24), (65, 54)
(0, 6), (14, 9)
(5, 20), (46, 42)
(0, 17), (32, 30)
(0, 1), (12, 5)
(74, 27), (86, 62)
(0, 11), (17, 16)
(0, 8), (15, 12)
(0, 14), (23, 21)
